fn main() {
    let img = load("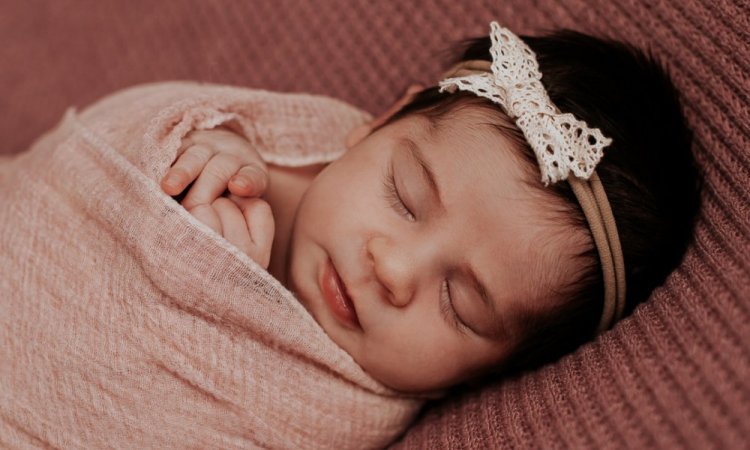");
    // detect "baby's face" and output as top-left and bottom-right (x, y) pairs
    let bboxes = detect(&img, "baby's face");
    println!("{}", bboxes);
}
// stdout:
(287, 110), (567, 392)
